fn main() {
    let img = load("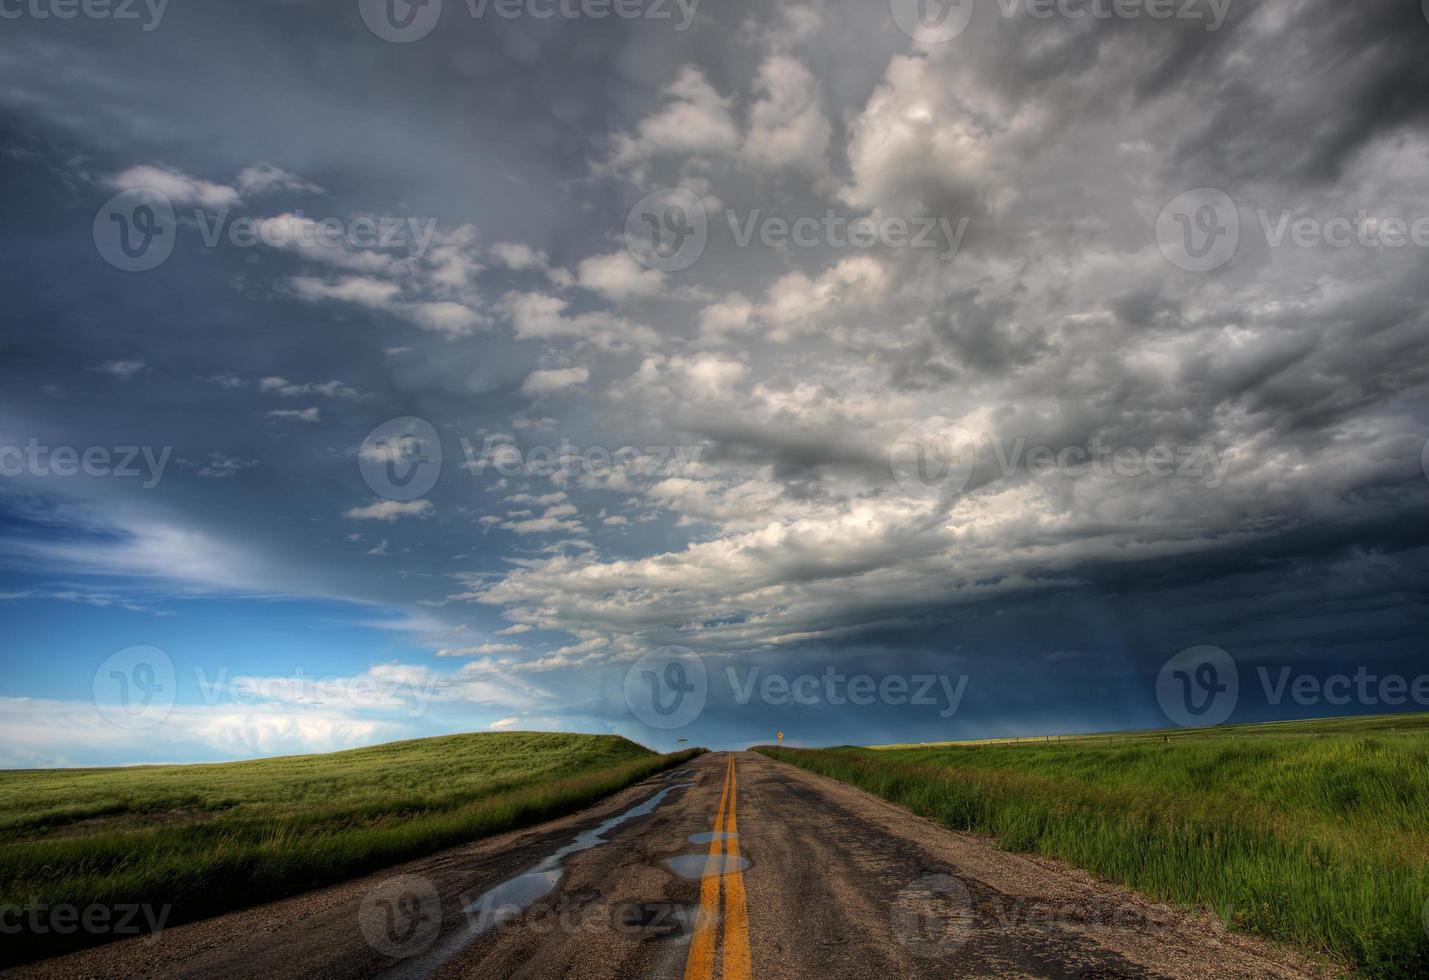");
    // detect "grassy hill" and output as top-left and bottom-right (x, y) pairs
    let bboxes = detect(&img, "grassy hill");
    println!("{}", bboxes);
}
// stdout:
(0, 731), (701, 964)
(758, 714), (1429, 978)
